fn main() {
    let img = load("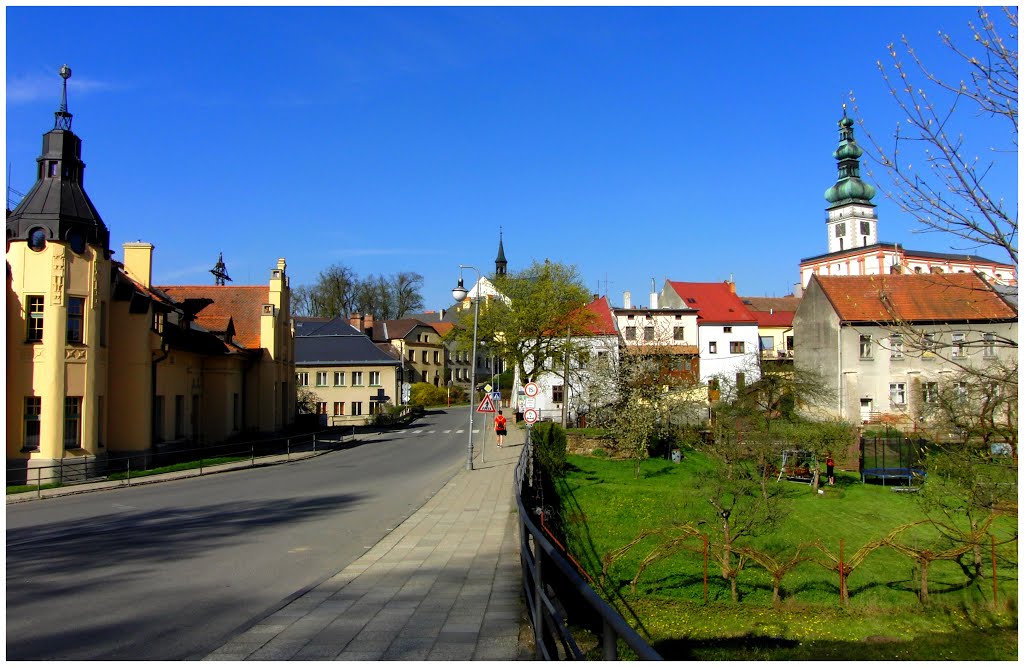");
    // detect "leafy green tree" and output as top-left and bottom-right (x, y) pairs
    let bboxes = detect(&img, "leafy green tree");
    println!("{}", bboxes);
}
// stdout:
(451, 259), (595, 390)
